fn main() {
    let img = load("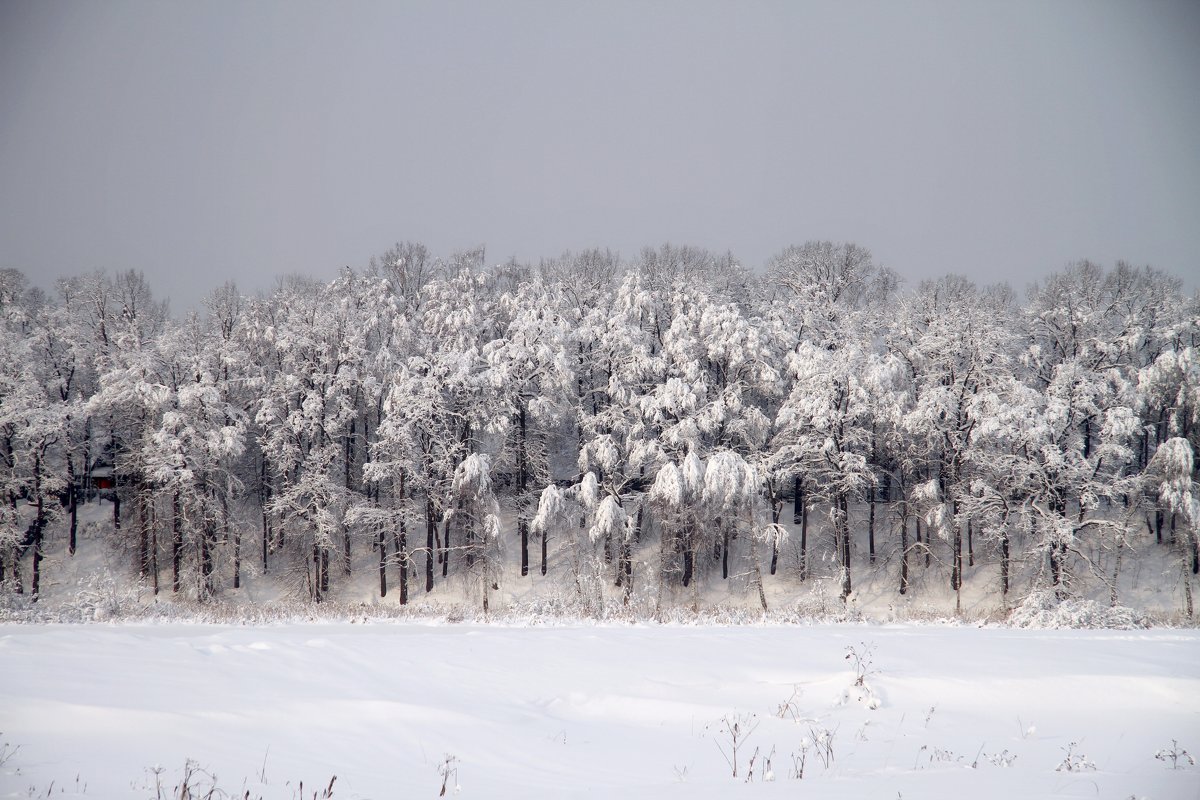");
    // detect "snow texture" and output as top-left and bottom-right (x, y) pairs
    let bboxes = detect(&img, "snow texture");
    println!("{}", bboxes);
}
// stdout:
(1, 624), (1197, 799)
